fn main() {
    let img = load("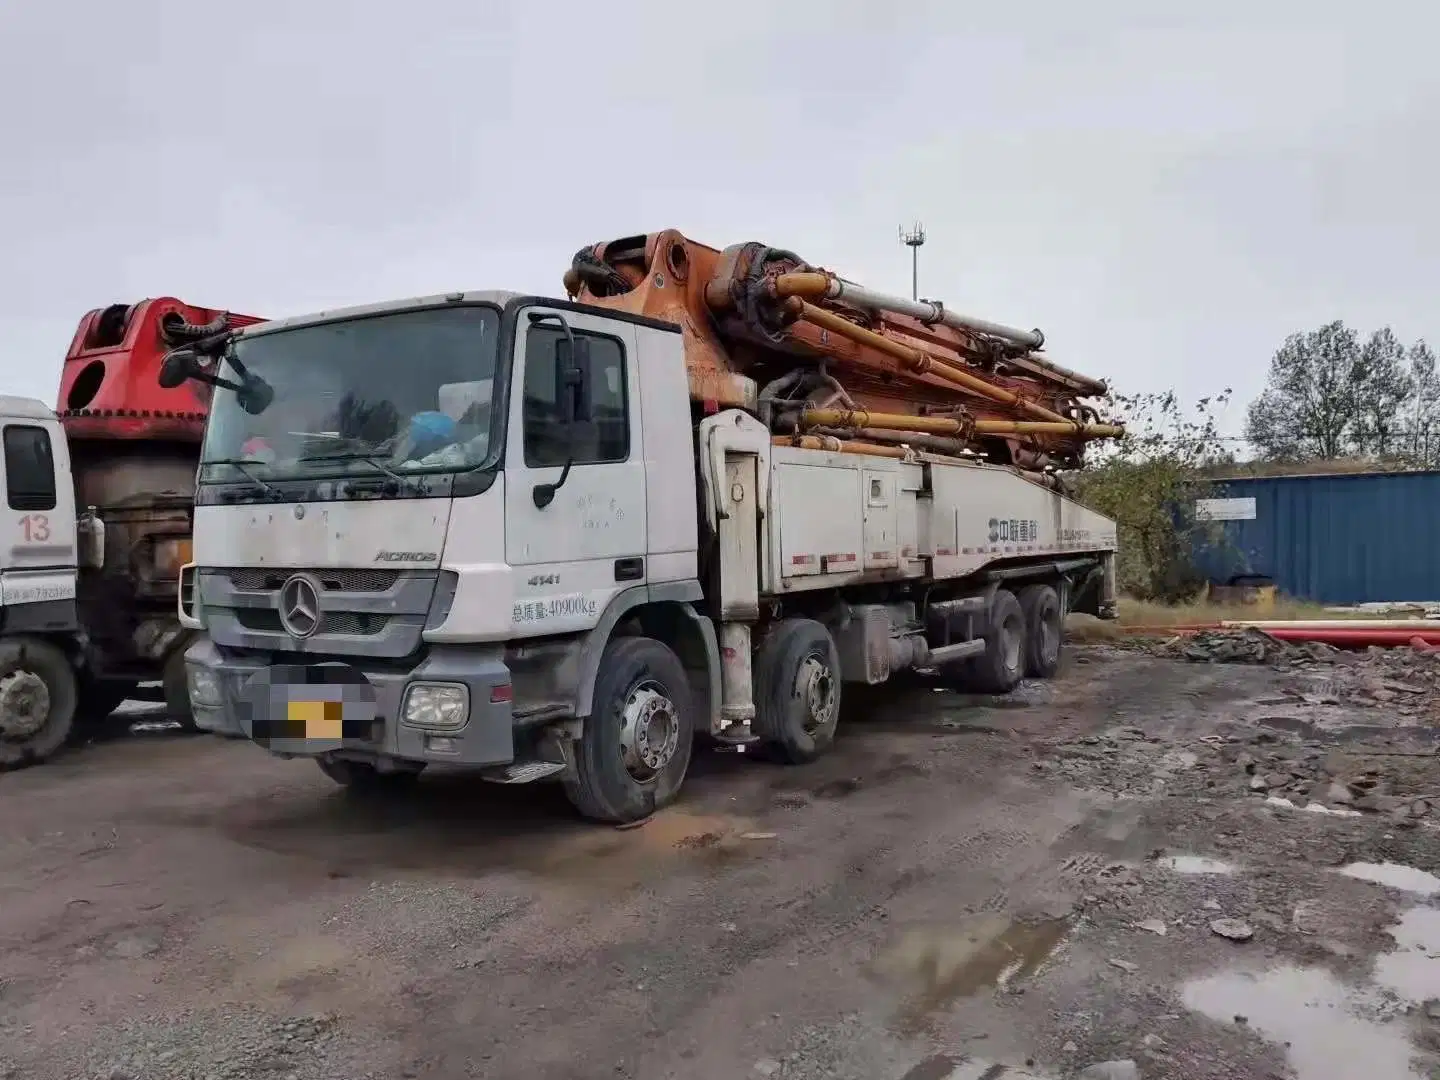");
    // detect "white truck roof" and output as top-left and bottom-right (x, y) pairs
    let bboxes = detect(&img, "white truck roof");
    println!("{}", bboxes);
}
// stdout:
(0, 395), (58, 422)
(239, 290), (525, 338)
